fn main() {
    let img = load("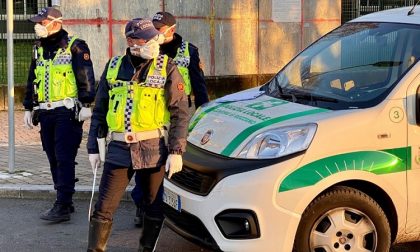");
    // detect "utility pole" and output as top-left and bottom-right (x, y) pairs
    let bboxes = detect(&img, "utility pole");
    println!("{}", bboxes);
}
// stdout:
(6, 0), (15, 173)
